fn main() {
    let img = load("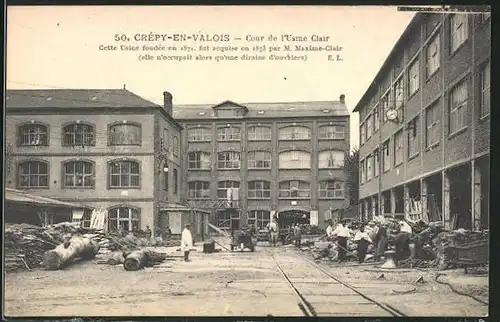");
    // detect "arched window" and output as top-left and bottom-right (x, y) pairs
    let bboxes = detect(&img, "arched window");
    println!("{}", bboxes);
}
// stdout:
(248, 210), (271, 229)
(279, 126), (311, 140)
(248, 180), (271, 199)
(319, 180), (344, 199)
(218, 151), (241, 169)
(217, 126), (241, 141)
(318, 125), (345, 140)
(63, 123), (95, 146)
(63, 160), (95, 188)
(318, 150), (345, 168)
(188, 127), (211, 142)
(188, 181), (210, 199)
(108, 207), (140, 232)
(247, 126), (271, 141)
(279, 180), (310, 198)
(18, 160), (49, 188)
(188, 151), (211, 170)
(17, 123), (49, 146)
(278, 151), (311, 169)
(248, 151), (271, 169)
(108, 122), (141, 145)
(217, 181), (240, 199)
(109, 160), (140, 188)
